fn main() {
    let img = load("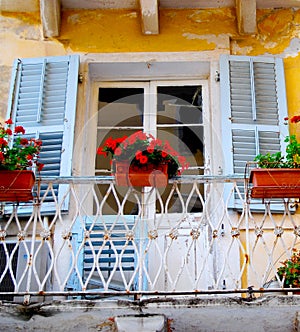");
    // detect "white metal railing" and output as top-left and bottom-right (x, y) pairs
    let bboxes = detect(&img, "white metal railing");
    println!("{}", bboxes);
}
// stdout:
(0, 175), (299, 304)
